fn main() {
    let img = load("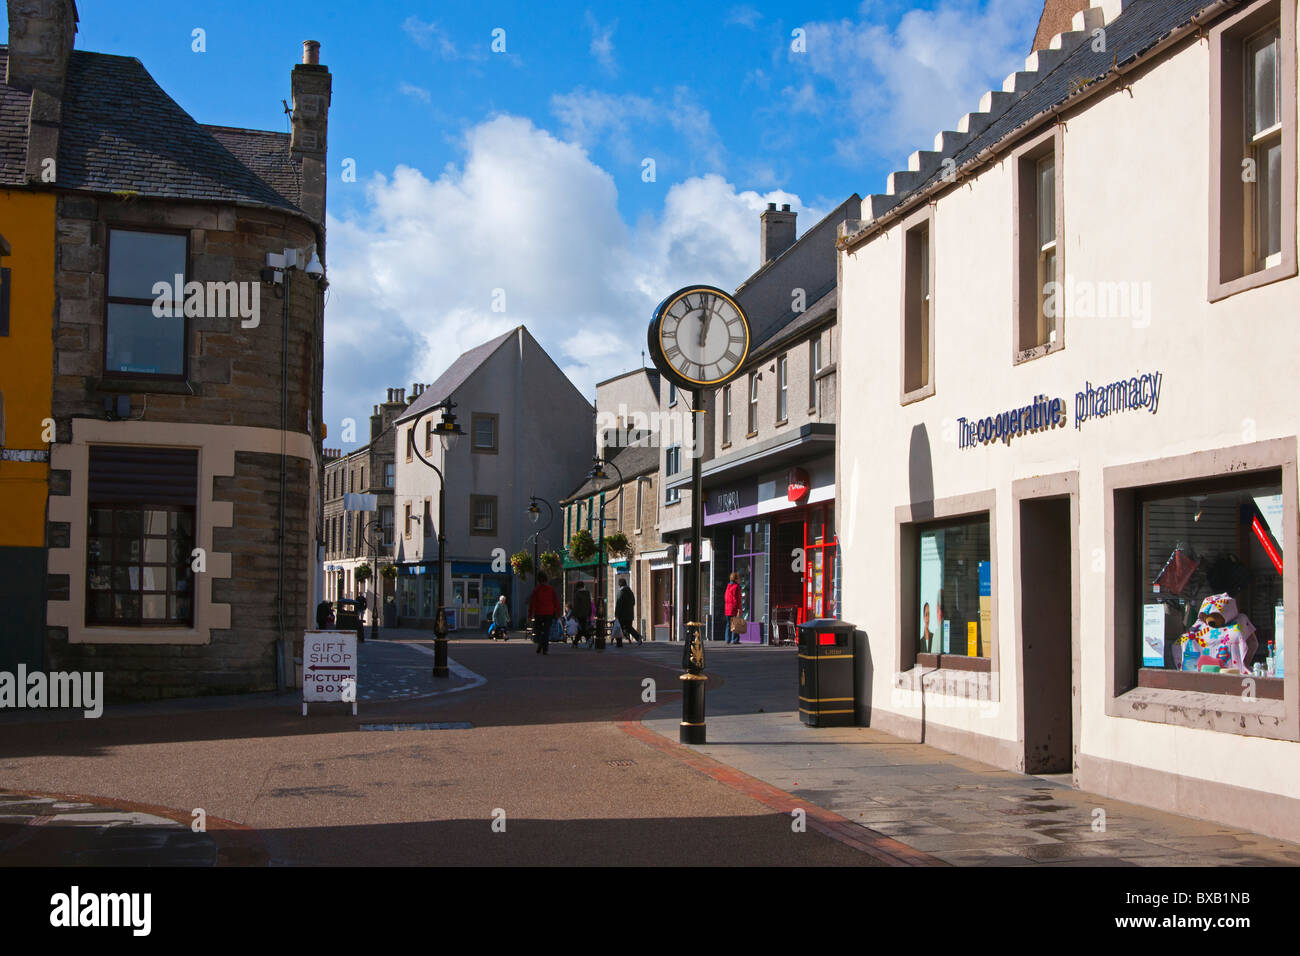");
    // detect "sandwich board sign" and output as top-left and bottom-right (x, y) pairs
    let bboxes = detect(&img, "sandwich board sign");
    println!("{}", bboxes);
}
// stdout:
(303, 630), (357, 716)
